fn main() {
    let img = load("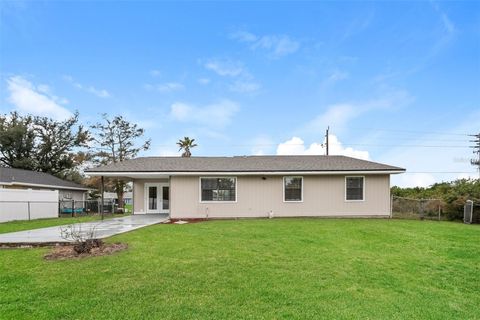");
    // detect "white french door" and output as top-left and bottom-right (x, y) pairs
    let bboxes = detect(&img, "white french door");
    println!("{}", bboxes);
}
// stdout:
(145, 183), (169, 214)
